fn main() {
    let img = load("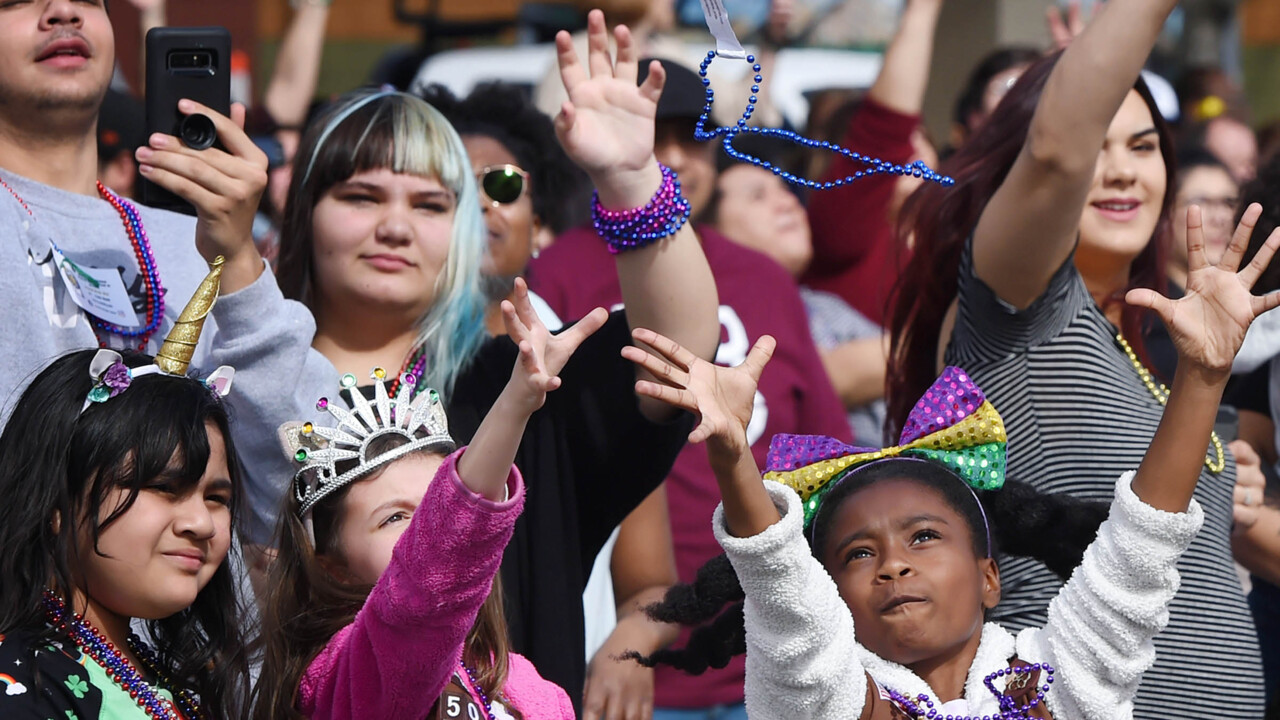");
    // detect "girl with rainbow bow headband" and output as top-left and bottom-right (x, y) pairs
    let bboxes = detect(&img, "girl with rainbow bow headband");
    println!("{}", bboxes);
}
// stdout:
(613, 203), (1280, 718)
(764, 365), (1007, 535)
